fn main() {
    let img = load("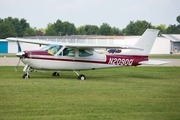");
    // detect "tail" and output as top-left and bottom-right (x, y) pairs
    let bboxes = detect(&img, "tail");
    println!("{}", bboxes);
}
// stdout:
(125, 29), (169, 65)
(126, 29), (159, 56)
